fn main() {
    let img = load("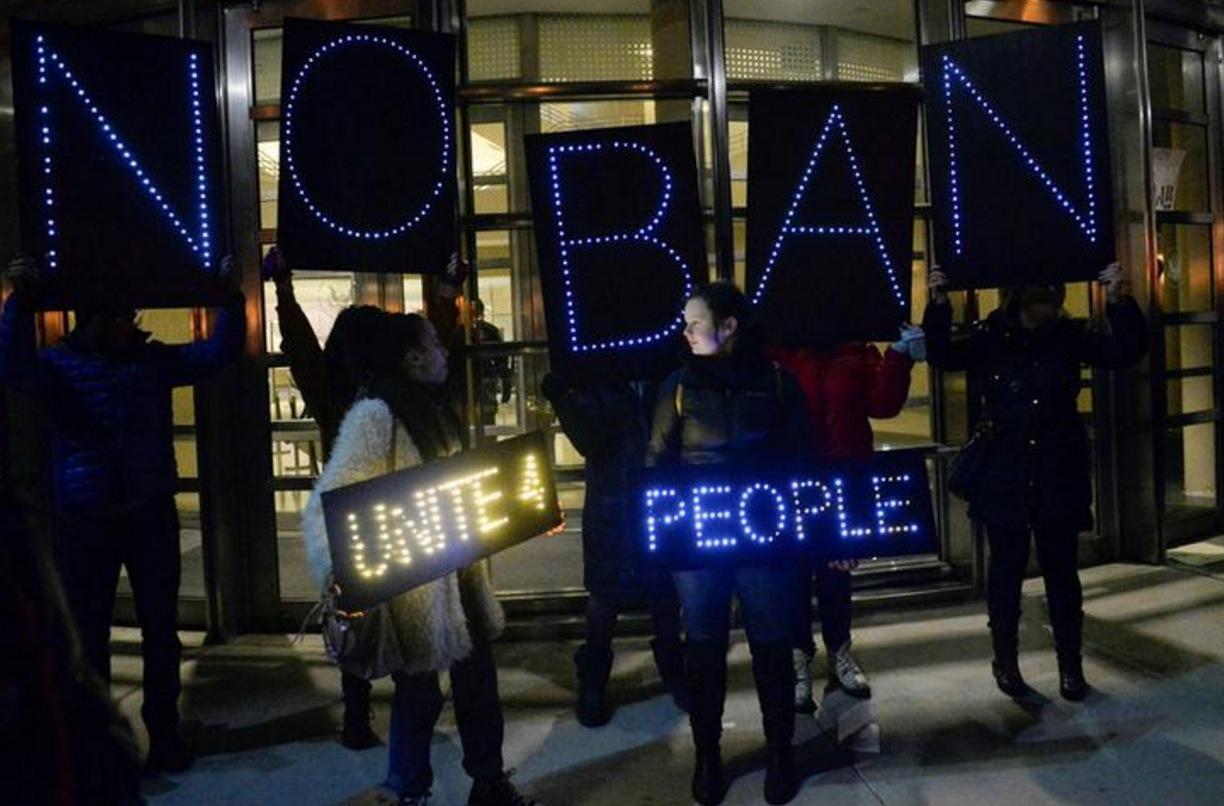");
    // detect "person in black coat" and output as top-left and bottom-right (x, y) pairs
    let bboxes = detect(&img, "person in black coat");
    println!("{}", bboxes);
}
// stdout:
(541, 373), (684, 728)
(923, 262), (1147, 702)
(647, 282), (813, 806)
(1, 253), (245, 774)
